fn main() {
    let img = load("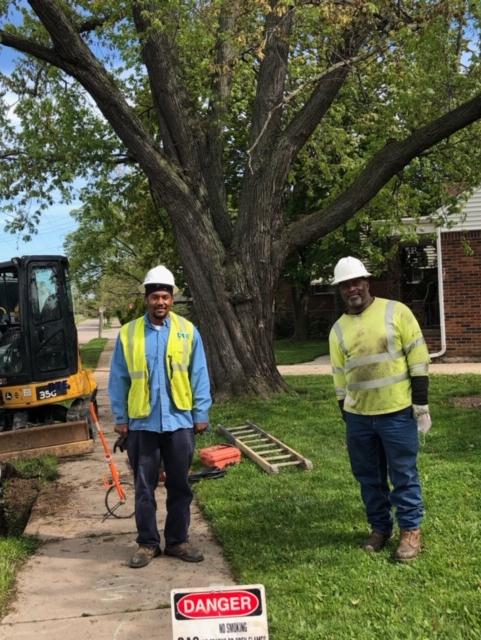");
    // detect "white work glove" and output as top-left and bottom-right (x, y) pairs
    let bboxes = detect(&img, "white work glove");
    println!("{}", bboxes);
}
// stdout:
(413, 404), (432, 434)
